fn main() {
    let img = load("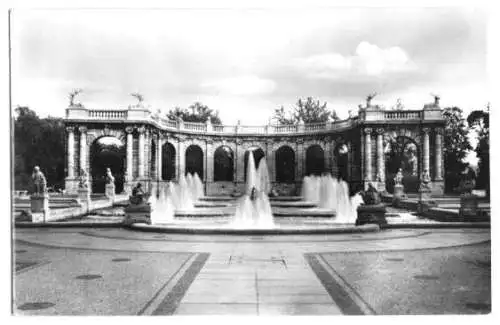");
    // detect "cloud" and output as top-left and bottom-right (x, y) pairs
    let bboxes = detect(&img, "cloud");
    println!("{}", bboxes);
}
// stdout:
(289, 41), (416, 79)
(201, 76), (276, 96)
